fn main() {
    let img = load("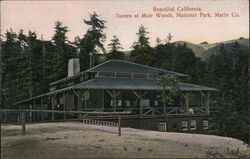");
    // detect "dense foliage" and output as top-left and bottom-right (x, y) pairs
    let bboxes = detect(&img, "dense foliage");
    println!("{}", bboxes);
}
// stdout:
(0, 13), (249, 143)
